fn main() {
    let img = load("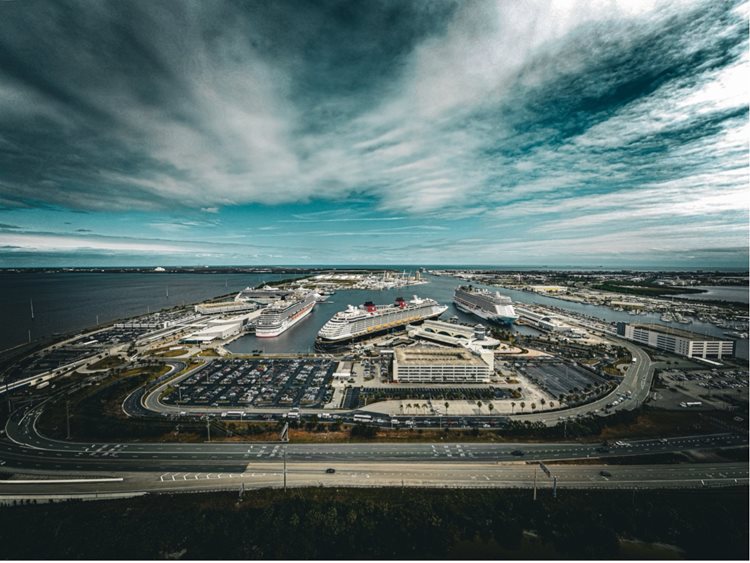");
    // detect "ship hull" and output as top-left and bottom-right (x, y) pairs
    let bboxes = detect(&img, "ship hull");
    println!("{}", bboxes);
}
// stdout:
(454, 300), (517, 325)
(255, 301), (315, 338)
(315, 307), (447, 350)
